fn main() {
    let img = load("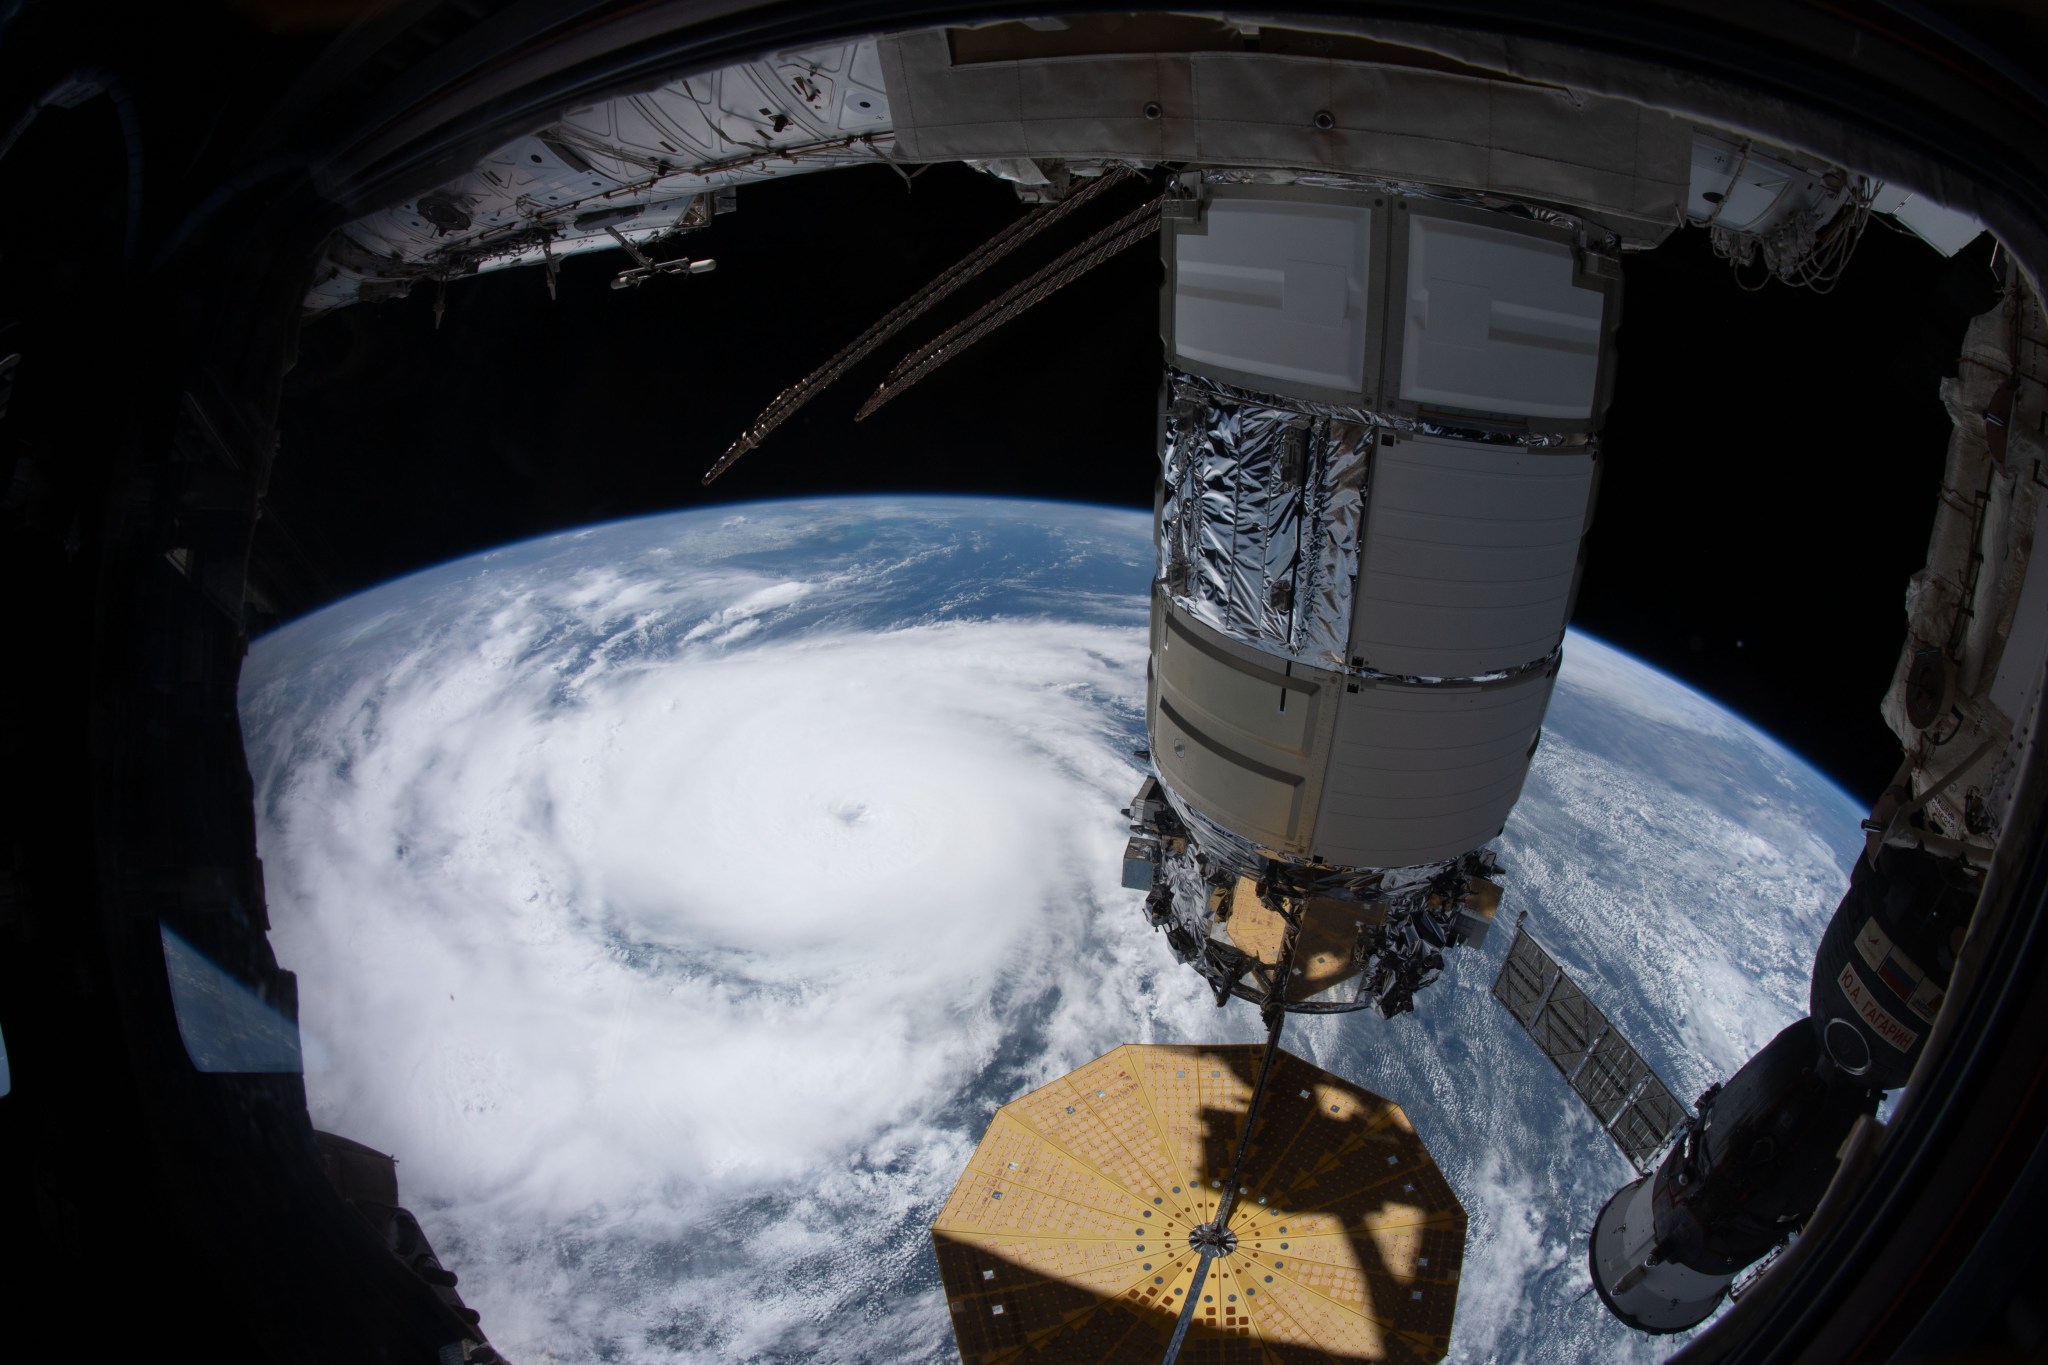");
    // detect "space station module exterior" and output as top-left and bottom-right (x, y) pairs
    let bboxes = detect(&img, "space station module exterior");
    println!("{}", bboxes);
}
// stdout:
(1124, 173), (1622, 1016)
